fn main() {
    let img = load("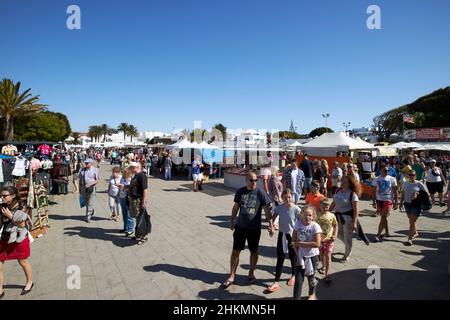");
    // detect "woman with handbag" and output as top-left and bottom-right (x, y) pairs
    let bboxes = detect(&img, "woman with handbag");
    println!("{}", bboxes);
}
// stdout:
(118, 168), (134, 237)
(329, 176), (361, 263)
(0, 186), (34, 298)
(400, 170), (426, 246)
